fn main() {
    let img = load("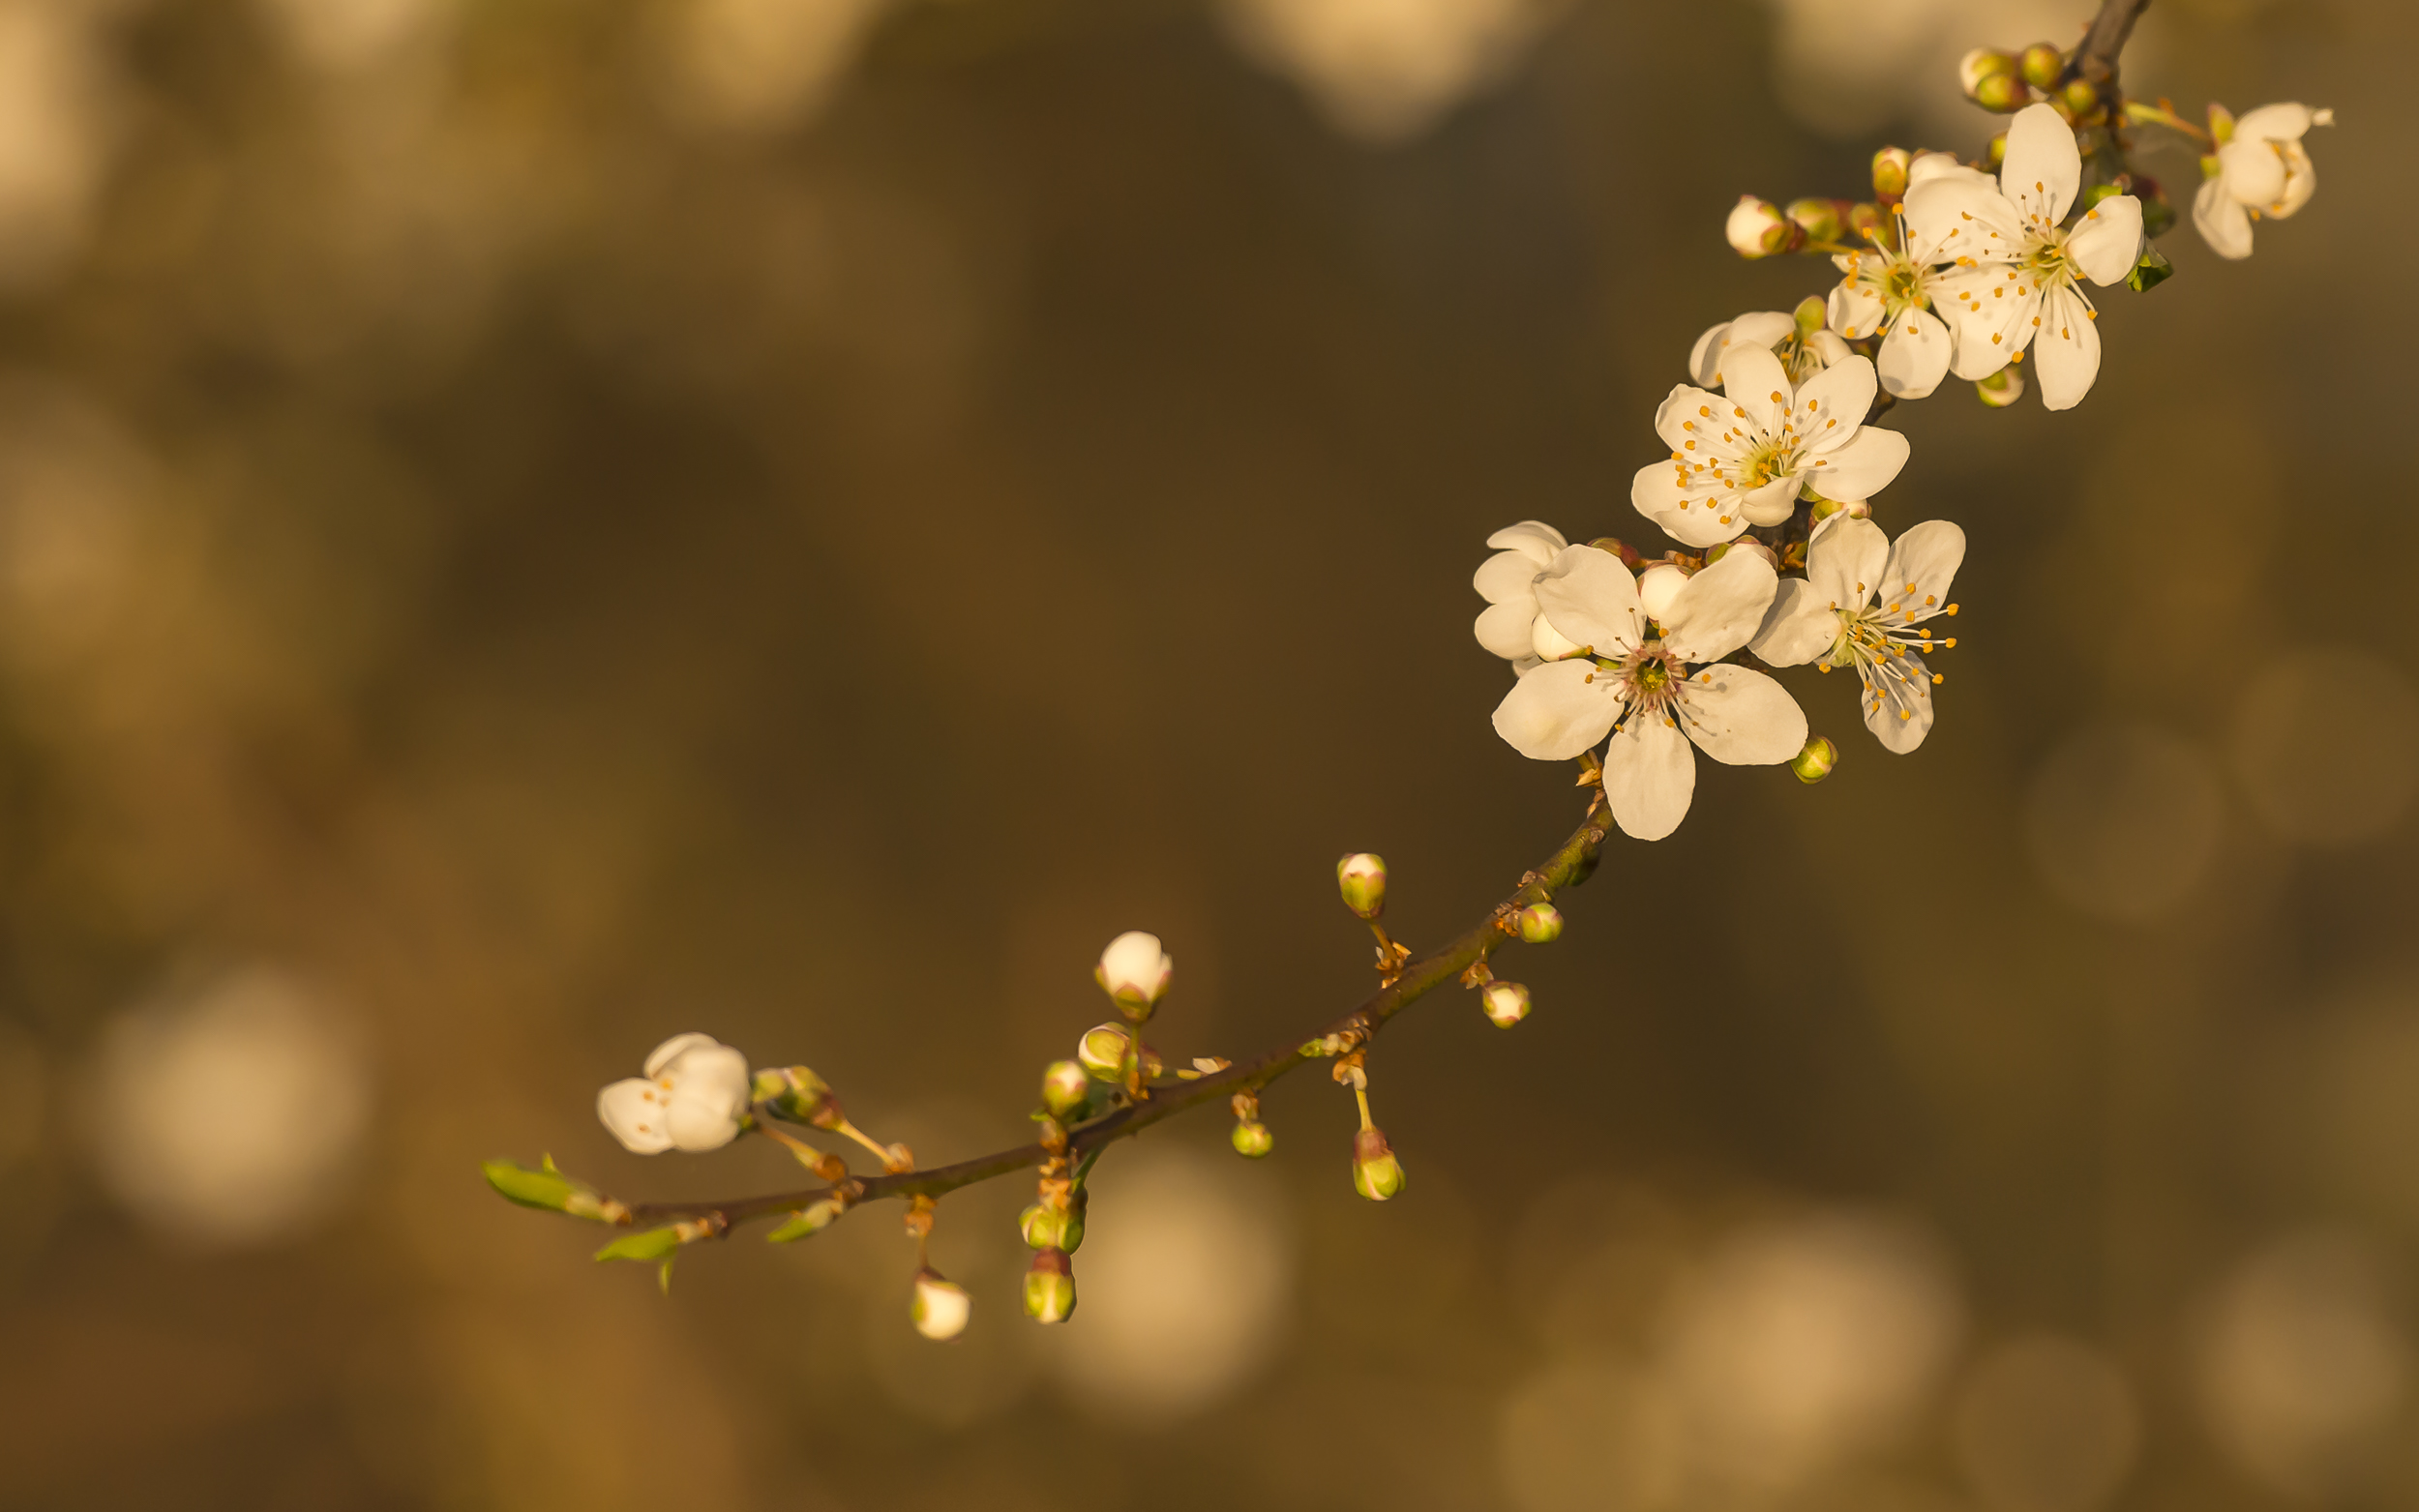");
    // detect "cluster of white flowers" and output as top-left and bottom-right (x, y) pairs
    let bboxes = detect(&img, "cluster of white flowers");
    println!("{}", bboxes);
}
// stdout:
(1476, 87), (2327, 842)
